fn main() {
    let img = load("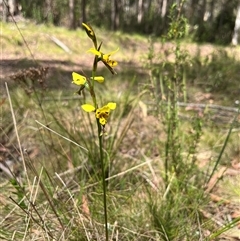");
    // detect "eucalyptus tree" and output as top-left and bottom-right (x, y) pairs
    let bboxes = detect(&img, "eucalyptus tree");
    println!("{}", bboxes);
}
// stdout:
(232, 3), (240, 45)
